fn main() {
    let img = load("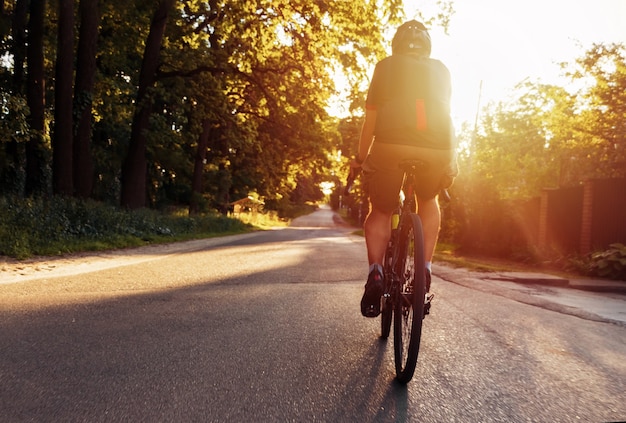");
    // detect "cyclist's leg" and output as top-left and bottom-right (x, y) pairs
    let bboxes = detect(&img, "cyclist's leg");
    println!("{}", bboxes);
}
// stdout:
(416, 197), (440, 263)
(364, 207), (392, 266)
(360, 206), (393, 318)
(417, 197), (439, 304)
(411, 146), (454, 264)
(362, 144), (405, 266)
(360, 144), (404, 317)
(411, 147), (452, 302)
